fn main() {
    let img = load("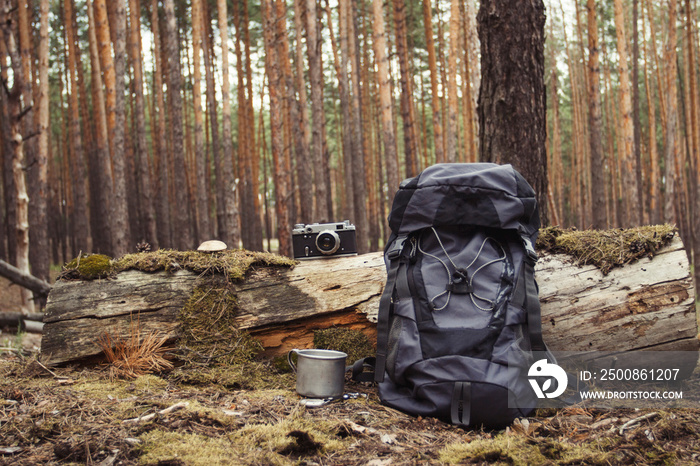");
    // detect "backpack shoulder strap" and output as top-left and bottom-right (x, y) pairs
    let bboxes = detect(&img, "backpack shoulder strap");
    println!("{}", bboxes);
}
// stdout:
(513, 236), (547, 352)
(374, 234), (408, 383)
